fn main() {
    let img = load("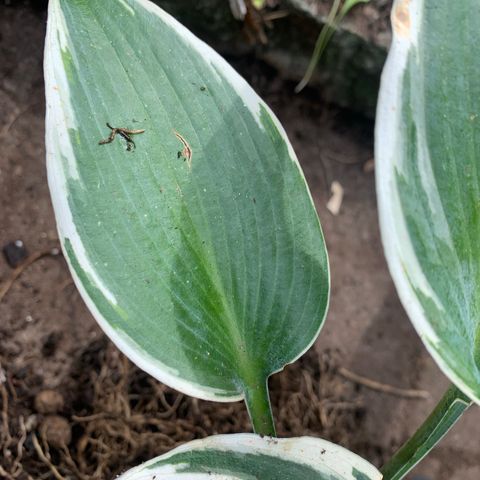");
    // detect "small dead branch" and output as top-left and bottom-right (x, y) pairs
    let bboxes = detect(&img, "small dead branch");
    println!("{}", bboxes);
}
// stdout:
(262, 9), (289, 22)
(0, 246), (61, 302)
(338, 367), (430, 400)
(98, 123), (145, 152)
